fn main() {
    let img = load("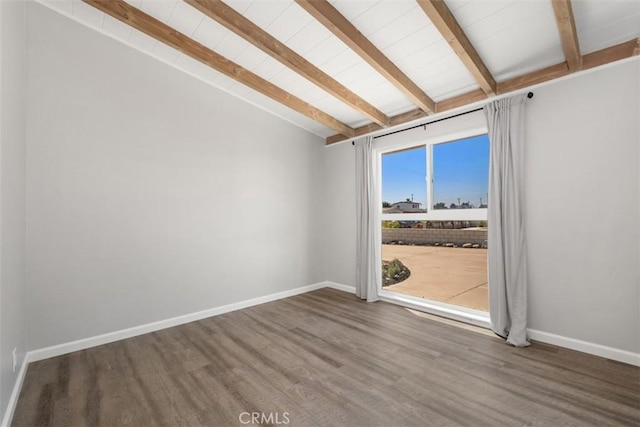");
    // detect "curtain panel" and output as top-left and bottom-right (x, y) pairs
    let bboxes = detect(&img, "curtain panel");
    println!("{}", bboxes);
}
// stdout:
(484, 94), (530, 347)
(354, 135), (380, 302)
